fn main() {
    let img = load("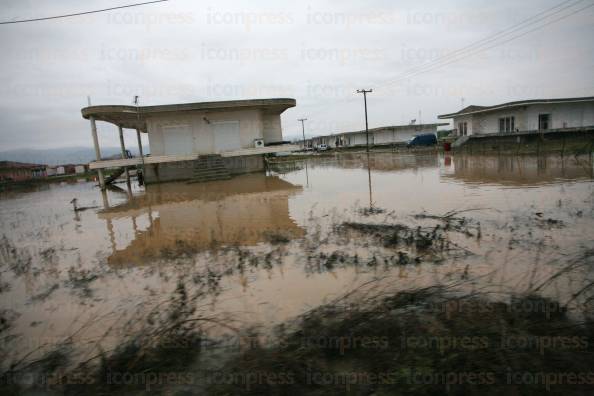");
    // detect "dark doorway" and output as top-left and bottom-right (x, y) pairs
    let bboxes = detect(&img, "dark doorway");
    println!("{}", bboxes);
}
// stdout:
(538, 114), (550, 130)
